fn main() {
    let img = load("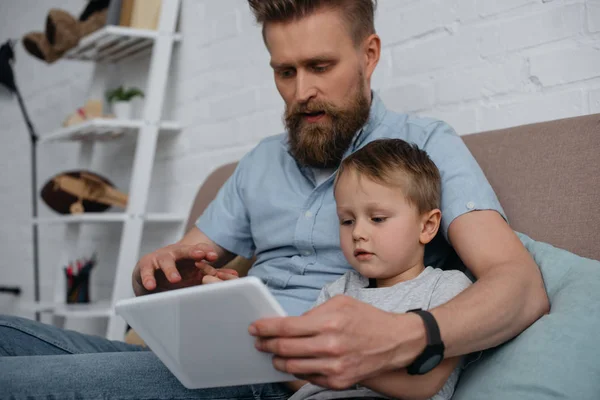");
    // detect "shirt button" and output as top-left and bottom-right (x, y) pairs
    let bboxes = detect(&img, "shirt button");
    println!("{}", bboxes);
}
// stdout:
(466, 201), (475, 210)
(304, 211), (313, 218)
